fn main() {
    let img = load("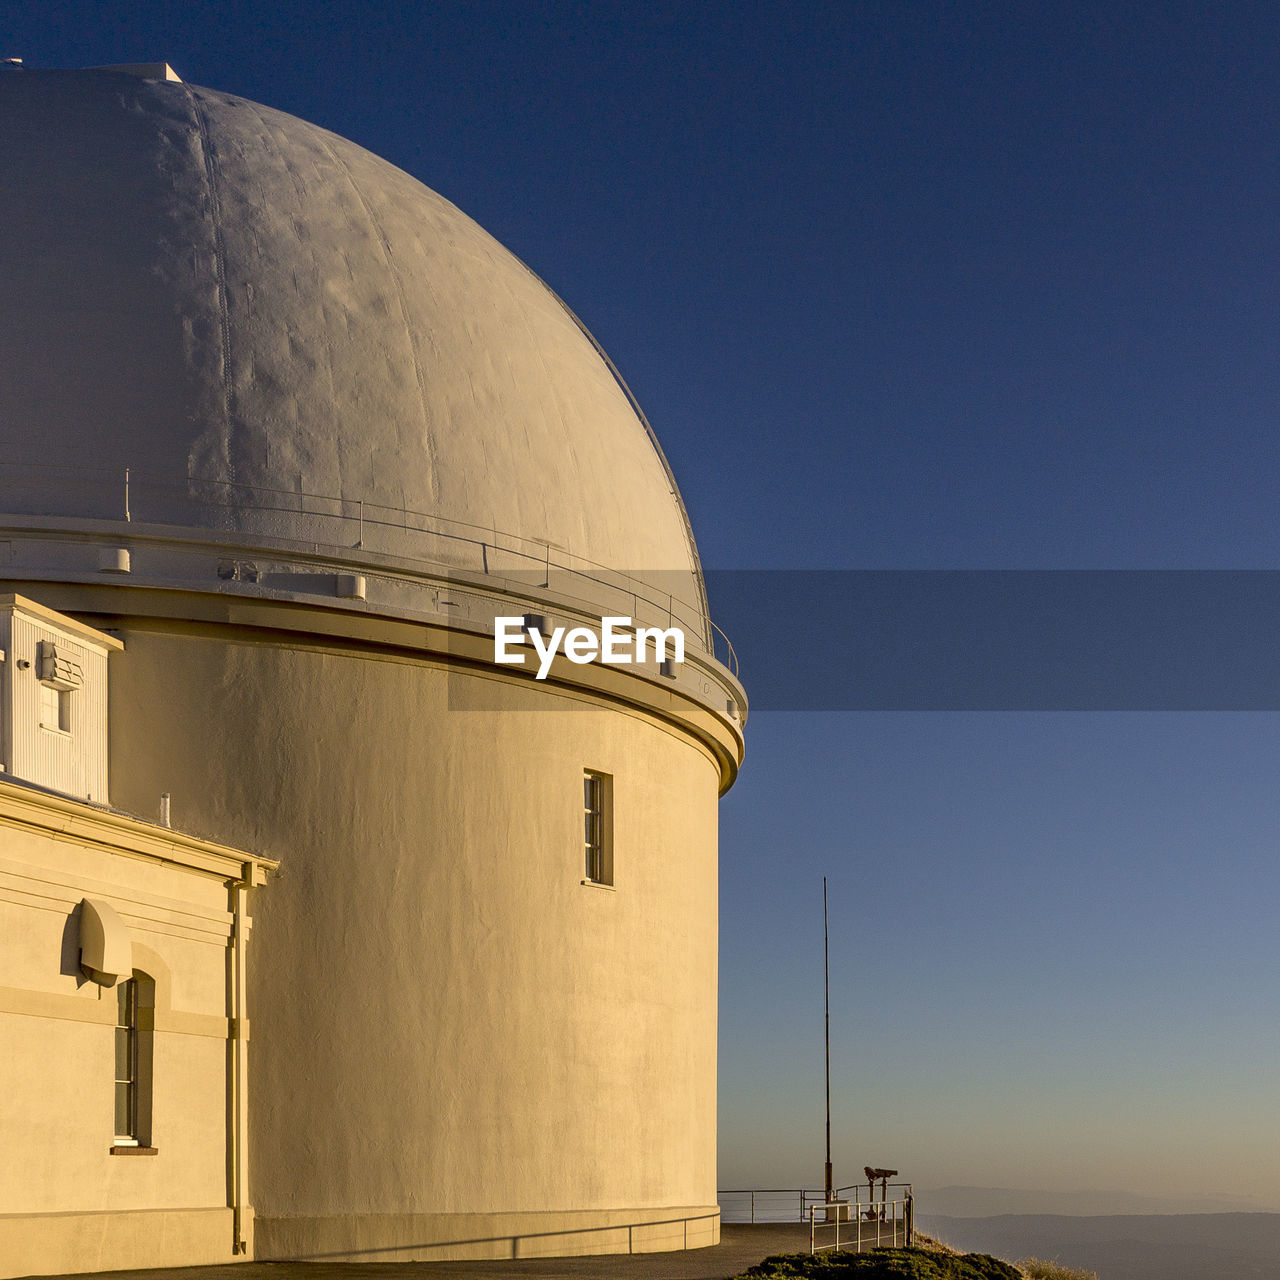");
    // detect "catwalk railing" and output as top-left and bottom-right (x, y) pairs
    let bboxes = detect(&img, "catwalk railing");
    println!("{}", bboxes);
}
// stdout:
(0, 461), (739, 676)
